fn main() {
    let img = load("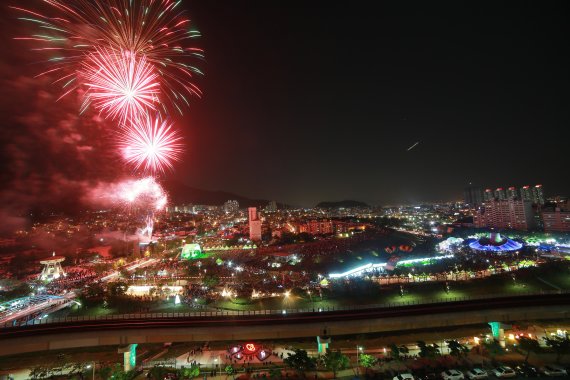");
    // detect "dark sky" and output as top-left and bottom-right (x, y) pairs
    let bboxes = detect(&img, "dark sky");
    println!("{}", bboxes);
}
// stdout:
(175, 1), (570, 206)
(1, 1), (569, 219)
